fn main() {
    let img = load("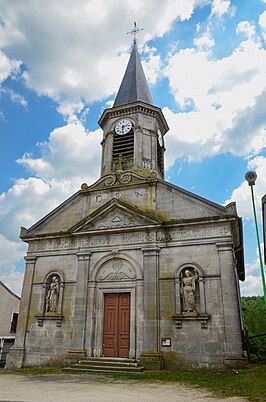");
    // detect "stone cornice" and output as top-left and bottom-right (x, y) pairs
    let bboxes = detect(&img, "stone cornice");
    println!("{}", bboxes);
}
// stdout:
(98, 101), (169, 135)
